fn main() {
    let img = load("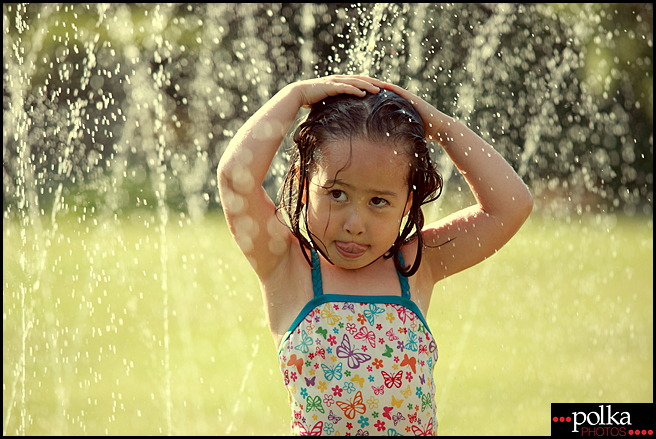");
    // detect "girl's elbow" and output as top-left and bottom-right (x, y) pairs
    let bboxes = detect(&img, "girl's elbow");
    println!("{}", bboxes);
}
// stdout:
(217, 153), (237, 187)
(217, 158), (228, 178)
(517, 187), (534, 221)
(217, 159), (236, 199)
(217, 161), (228, 190)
